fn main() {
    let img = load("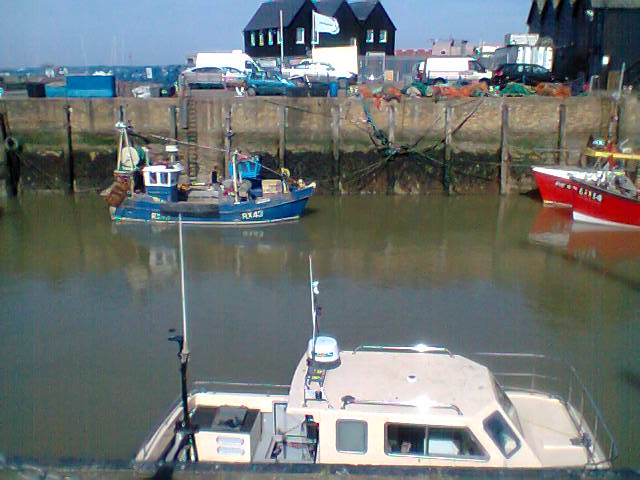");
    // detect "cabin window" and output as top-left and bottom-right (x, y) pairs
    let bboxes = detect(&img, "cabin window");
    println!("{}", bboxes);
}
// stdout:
(268, 30), (274, 46)
(160, 172), (169, 185)
(492, 378), (523, 434)
(350, 37), (357, 46)
(259, 32), (265, 47)
(483, 412), (520, 458)
(379, 30), (388, 43)
(148, 172), (157, 185)
(366, 29), (374, 43)
(336, 420), (367, 453)
(296, 27), (305, 44)
(250, 32), (256, 47)
(385, 423), (486, 459)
